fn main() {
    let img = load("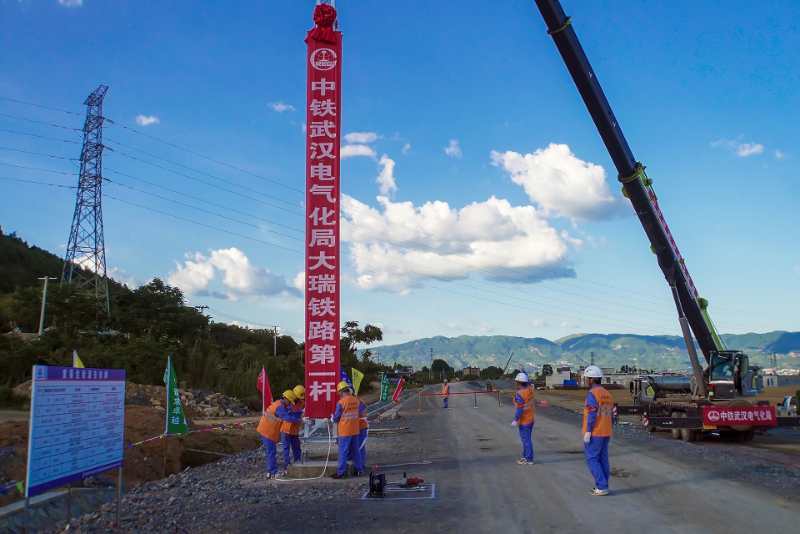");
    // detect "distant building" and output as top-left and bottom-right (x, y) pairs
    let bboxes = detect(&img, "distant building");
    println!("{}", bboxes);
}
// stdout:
(463, 366), (480, 378)
(546, 366), (572, 388)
